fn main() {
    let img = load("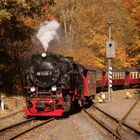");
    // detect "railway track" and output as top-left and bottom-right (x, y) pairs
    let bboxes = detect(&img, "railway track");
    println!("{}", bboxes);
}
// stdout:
(83, 105), (139, 140)
(0, 117), (55, 140)
(0, 109), (23, 121)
